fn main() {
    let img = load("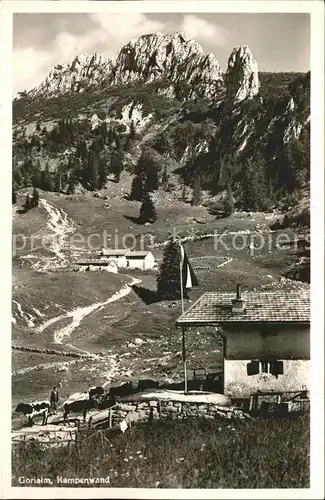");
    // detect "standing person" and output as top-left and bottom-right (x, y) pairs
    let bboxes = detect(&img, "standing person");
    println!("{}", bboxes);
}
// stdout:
(50, 386), (59, 414)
